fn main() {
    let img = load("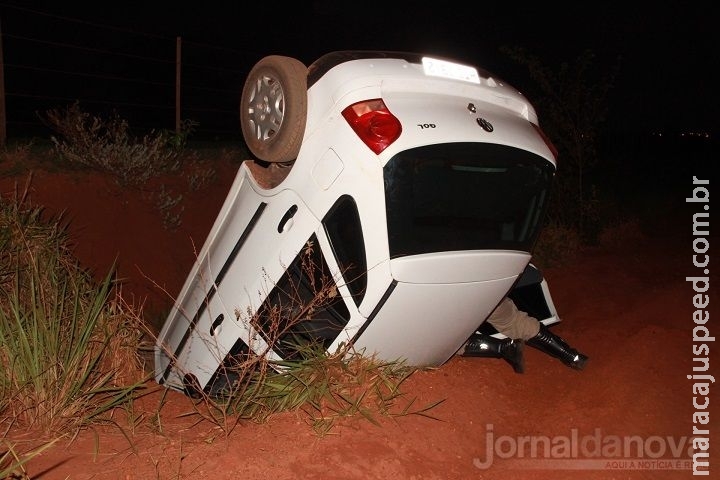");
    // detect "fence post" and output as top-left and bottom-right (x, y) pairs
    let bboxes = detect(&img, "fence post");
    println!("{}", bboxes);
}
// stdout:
(0, 18), (7, 147)
(175, 36), (181, 135)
